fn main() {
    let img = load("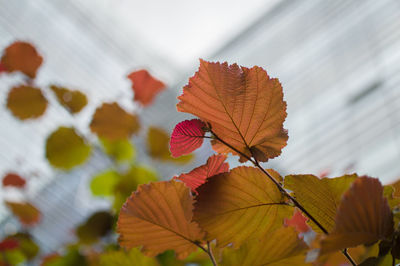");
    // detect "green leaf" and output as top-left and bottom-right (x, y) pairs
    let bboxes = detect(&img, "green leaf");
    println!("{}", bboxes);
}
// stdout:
(99, 248), (159, 266)
(90, 170), (120, 197)
(45, 127), (91, 170)
(100, 138), (135, 162)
